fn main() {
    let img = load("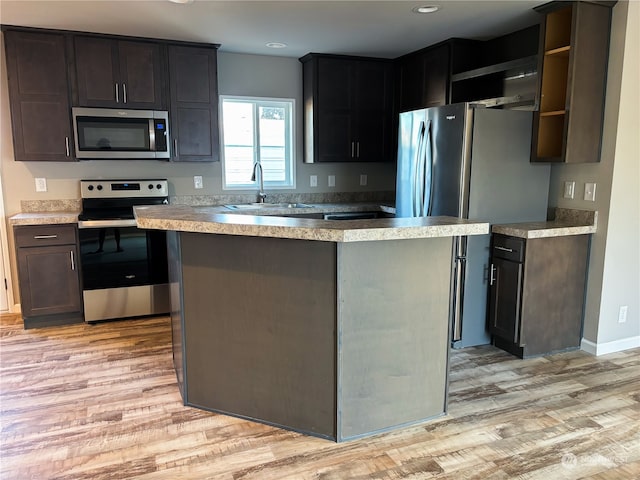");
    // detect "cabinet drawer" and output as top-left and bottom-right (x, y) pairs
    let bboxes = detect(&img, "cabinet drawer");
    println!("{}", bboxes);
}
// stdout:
(491, 235), (525, 262)
(15, 224), (77, 247)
